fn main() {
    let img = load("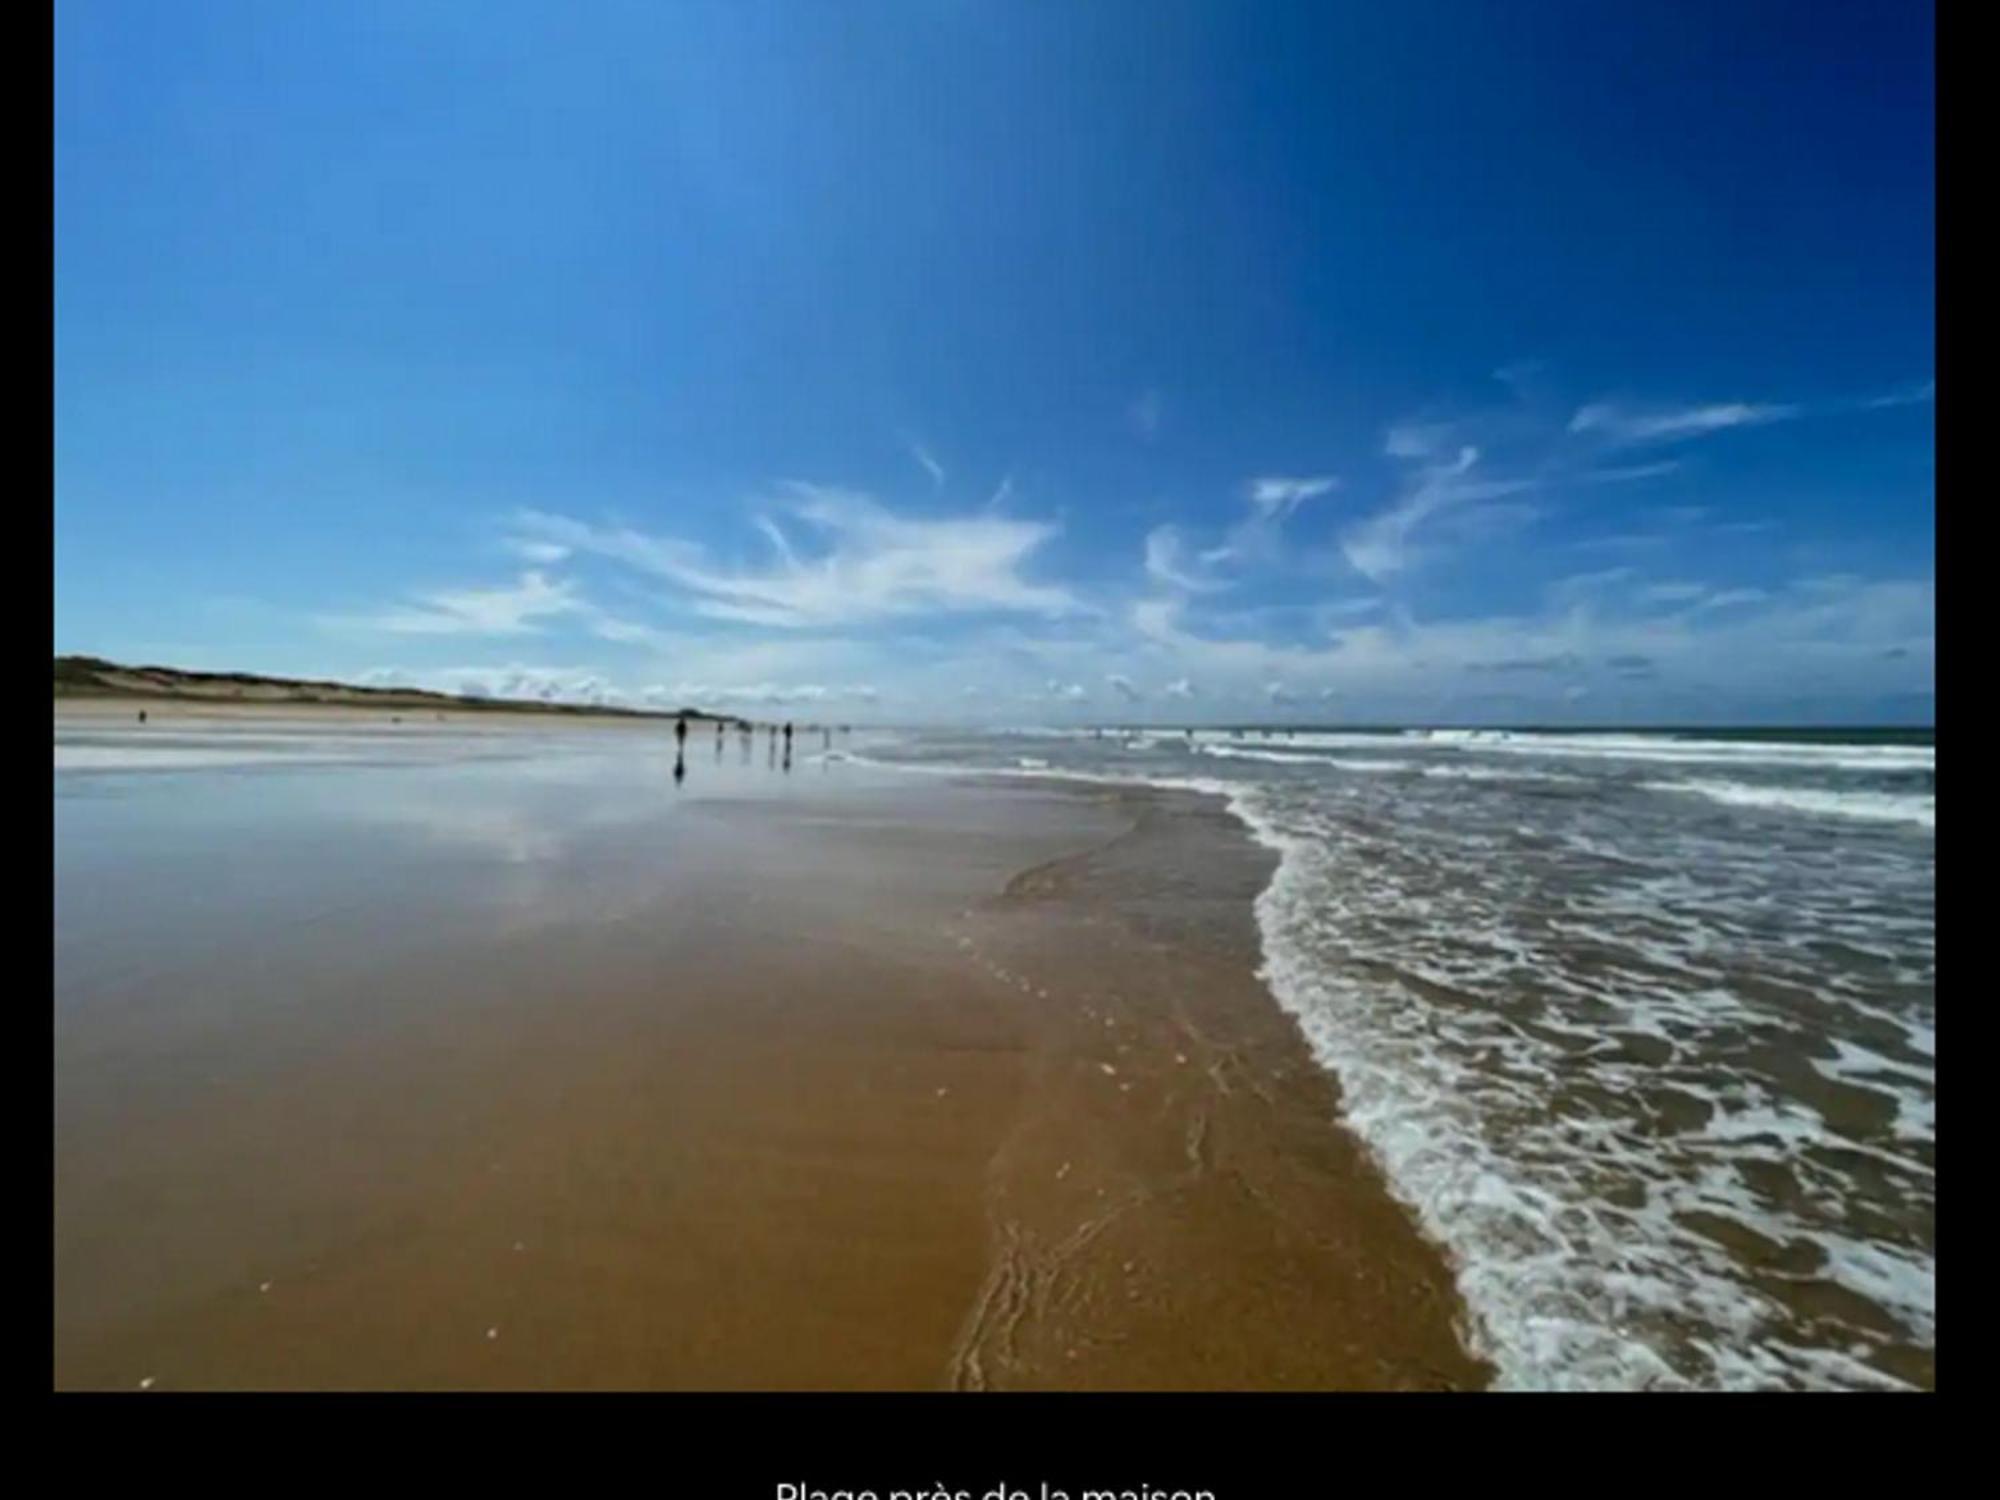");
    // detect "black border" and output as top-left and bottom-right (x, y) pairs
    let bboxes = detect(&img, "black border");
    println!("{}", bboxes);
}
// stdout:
(44, 0), (1950, 1476)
